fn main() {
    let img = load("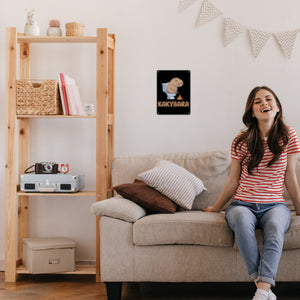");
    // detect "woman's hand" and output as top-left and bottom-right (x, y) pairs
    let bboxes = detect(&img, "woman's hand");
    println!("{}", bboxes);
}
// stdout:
(202, 159), (241, 214)
(203, 206), (220, 212)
